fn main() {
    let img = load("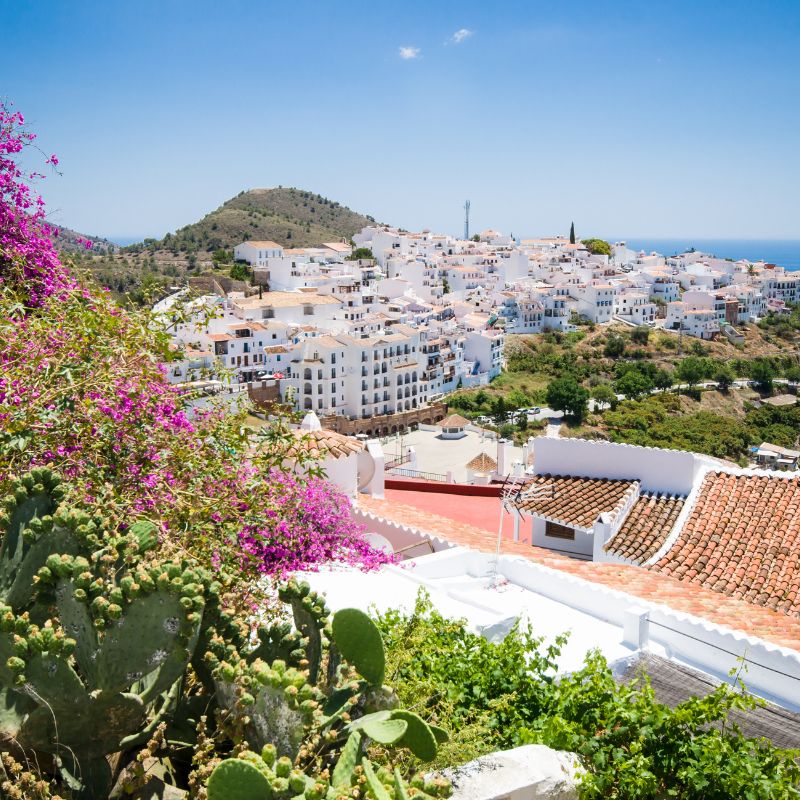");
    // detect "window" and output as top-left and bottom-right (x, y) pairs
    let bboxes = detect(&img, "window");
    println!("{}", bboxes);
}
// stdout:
(545, 521), (575, 540)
